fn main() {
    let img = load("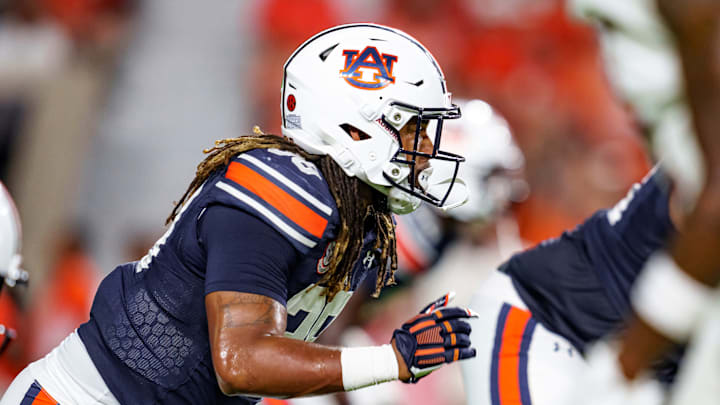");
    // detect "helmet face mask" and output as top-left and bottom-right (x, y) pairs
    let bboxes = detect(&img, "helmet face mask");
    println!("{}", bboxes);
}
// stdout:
(280, 23), (467, 214)
(383, 101), (465, 208)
